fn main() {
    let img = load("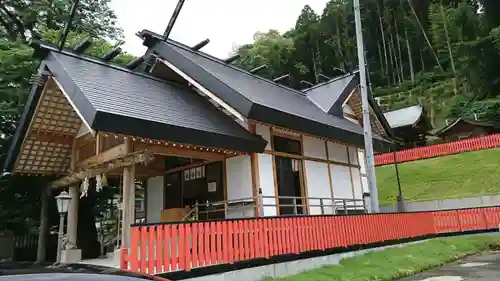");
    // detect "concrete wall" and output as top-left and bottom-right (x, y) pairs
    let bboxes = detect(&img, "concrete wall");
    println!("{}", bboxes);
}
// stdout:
(181, 239), (429, 281)
(380, 194), (500, 213)
(146, 176), (164, 223)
